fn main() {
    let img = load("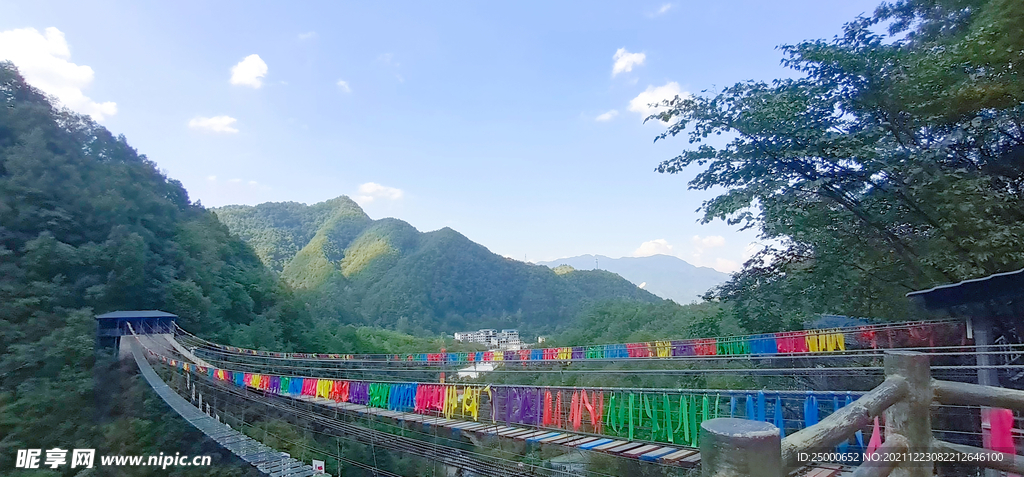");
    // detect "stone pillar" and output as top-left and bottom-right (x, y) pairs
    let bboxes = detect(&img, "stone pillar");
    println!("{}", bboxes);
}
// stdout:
(700, 418), (781, 477)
